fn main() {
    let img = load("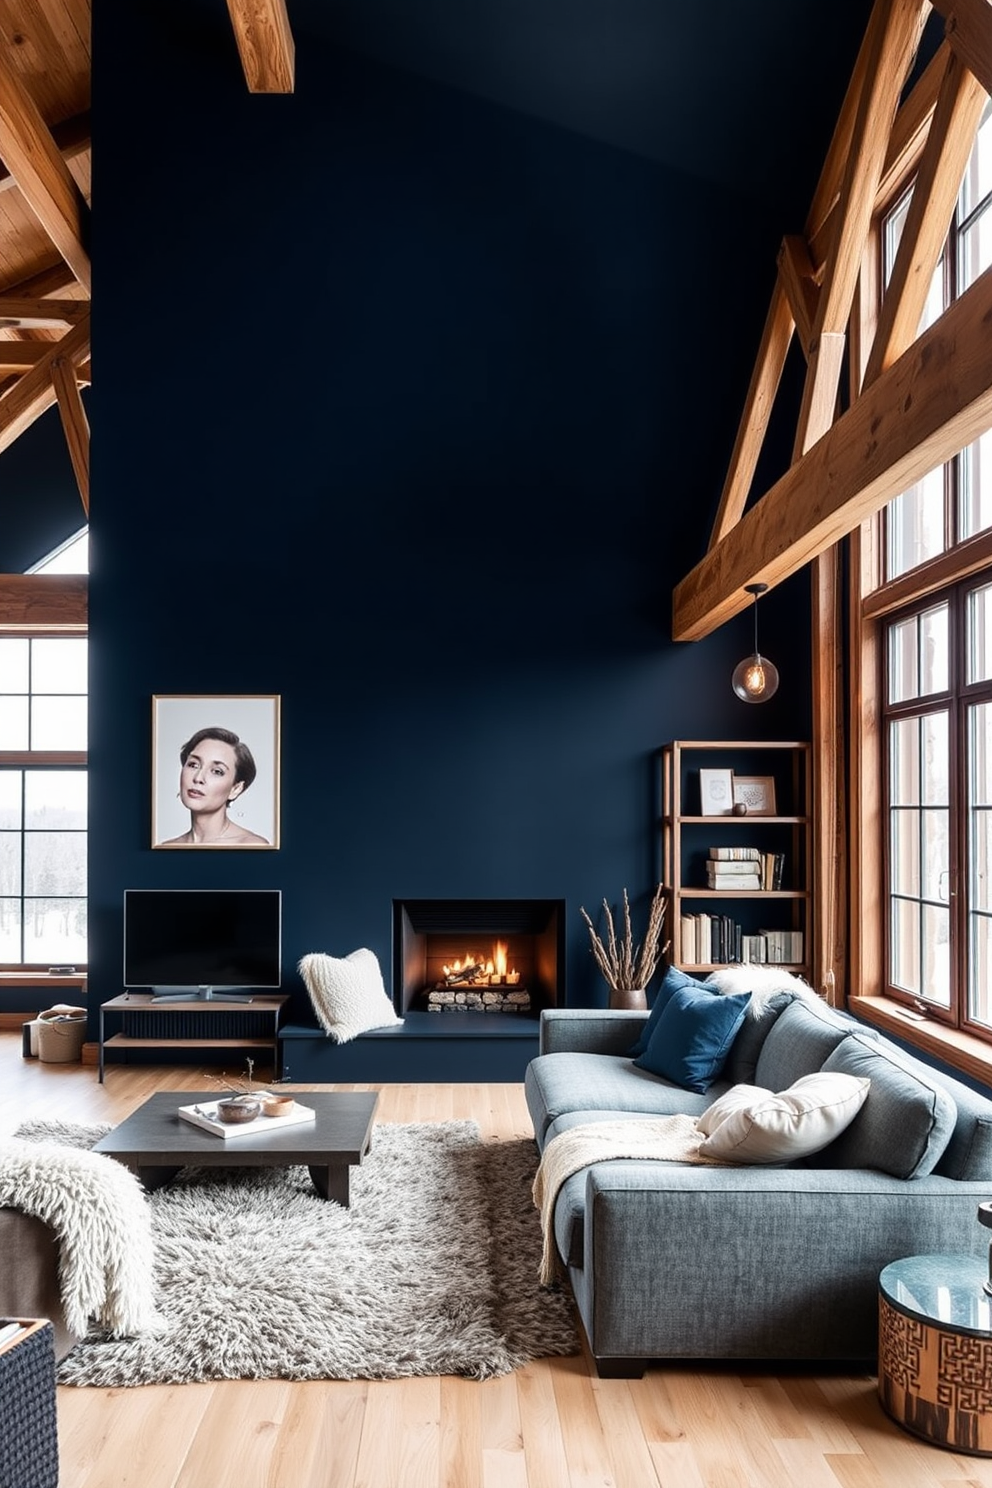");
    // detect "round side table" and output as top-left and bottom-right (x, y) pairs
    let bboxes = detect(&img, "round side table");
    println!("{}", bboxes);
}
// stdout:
(878, 1254), (992, 1456)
